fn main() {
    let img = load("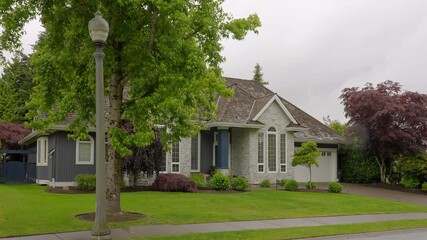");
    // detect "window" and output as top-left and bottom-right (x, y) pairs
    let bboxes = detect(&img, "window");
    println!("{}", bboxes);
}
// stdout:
(190, 135), (200, 171)
(267, 133), (277, 172)
(258, 133), (264, 172)
(280, 134), (287, 172)
(268, 126), (276, 132)
(36, 137), (48, 166)
(160, 151), (167, 172)
(171, 142), (180, 172)
(76, 135), (94, 165)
